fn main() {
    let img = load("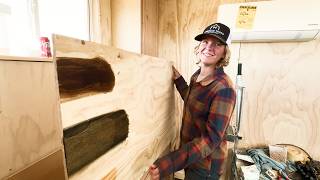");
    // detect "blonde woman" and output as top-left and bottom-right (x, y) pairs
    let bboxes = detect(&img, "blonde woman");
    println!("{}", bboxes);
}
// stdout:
(149, 23), (236, 180)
